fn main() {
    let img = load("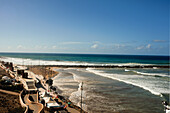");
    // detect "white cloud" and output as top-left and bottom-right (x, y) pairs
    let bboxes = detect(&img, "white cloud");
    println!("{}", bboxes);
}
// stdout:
(136, 46), (144, 50)
(153, 40), (166, 42)
(52, 46), (57, 49)
(146, 44), (151, 49)
(17, 45), (23, 49)
(136, 44), (151, 50)
(91, 44), (98, 49)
